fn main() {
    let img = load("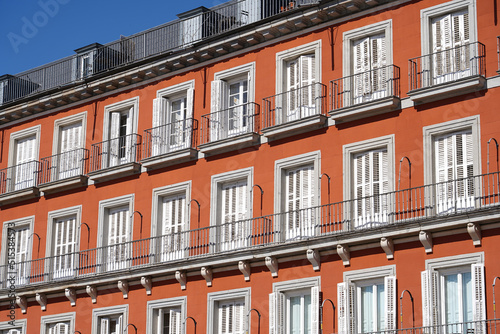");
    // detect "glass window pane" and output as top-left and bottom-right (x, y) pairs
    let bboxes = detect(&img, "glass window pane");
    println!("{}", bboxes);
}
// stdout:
(290, 296), (301, 334)
(462, 272), (473, 323)
(377, 284), (385, 331)
(361, 286), (374, 333)
(304, 294), (312, 334)
(445, 274), (460, 325)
